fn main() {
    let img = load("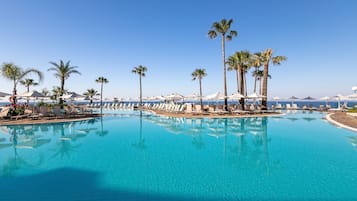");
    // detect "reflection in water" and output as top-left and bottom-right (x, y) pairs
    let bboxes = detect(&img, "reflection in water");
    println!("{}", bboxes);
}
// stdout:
(132, 111), (146, 151)
(144, 115), (277, 174)
(0, 114), (278, 176)
(347, 136), (357, 150)
(96, 117), (109, 137)
(0, 119), (99, 174)
(0, 126), (44, 176)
